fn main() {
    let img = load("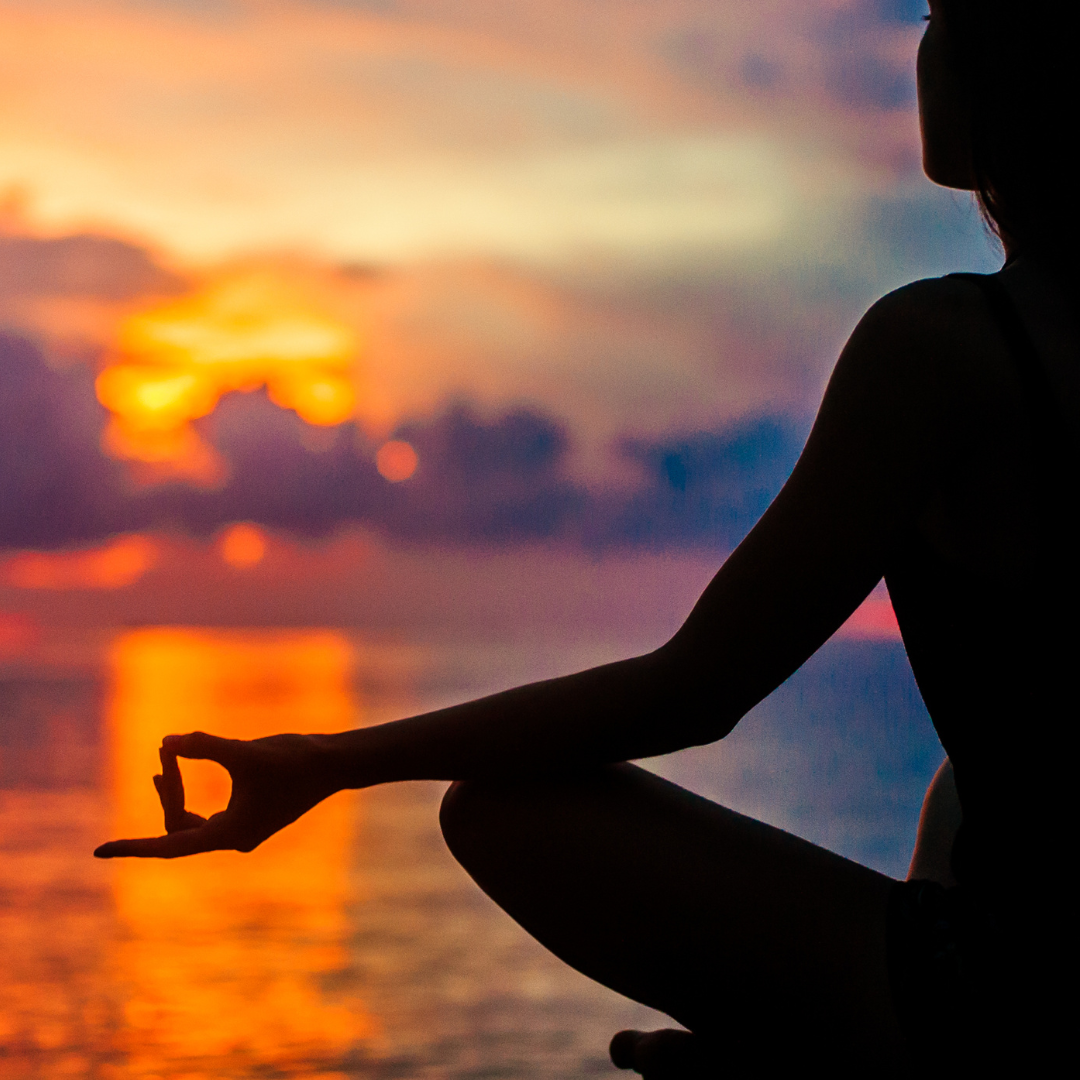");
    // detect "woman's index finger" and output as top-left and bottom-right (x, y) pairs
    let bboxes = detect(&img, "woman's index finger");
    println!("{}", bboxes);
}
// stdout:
(162, 731), (242, 768)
